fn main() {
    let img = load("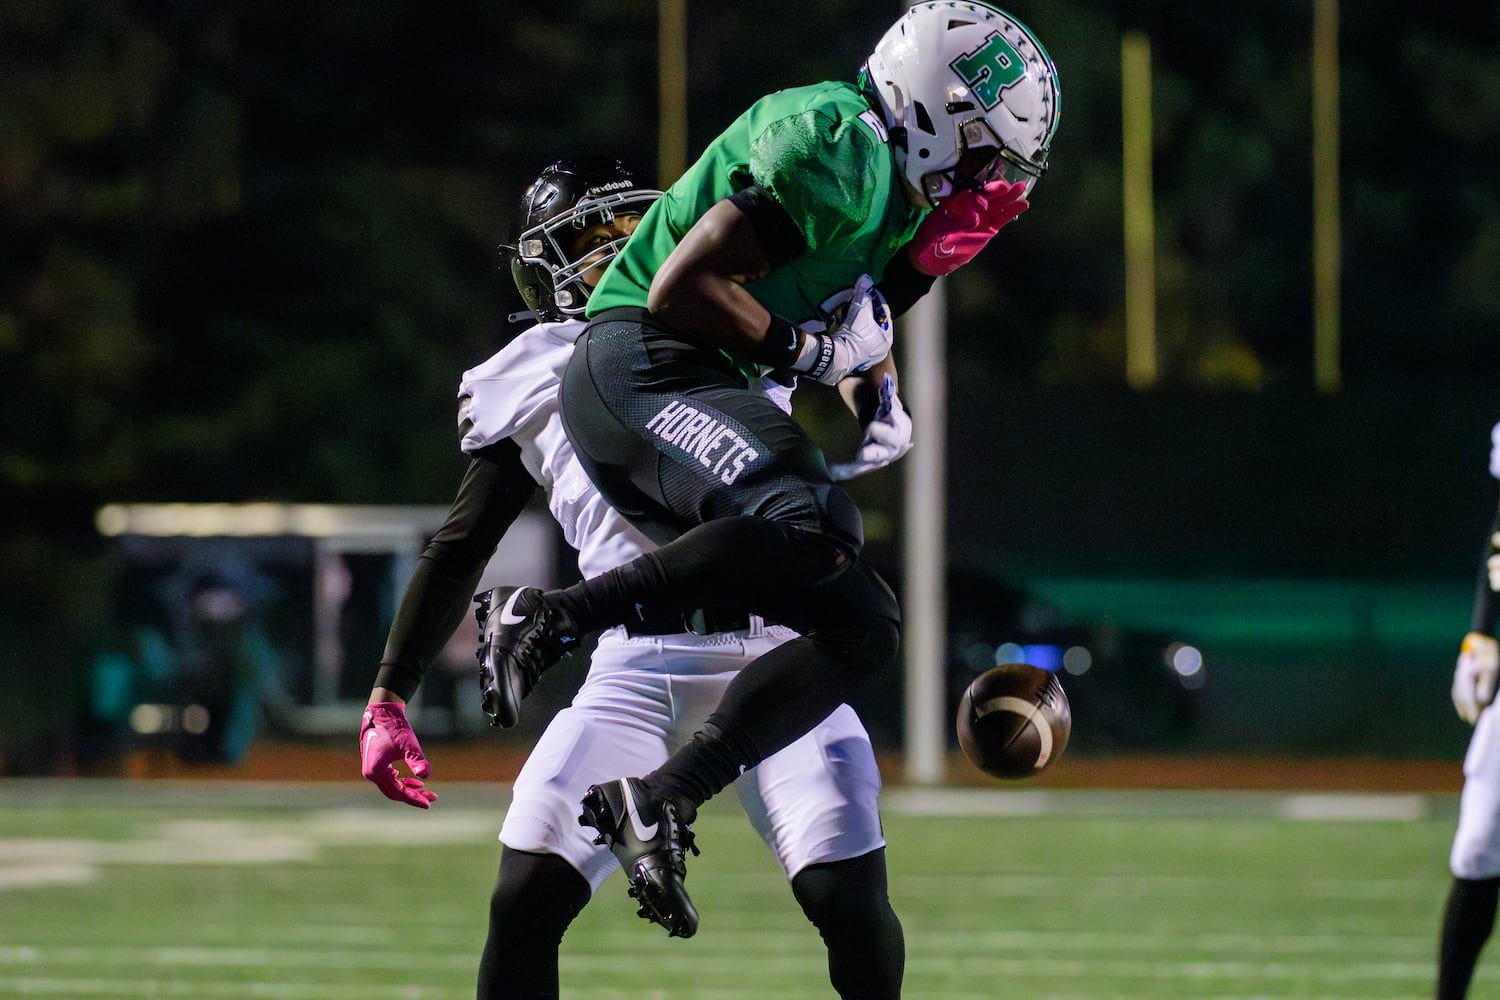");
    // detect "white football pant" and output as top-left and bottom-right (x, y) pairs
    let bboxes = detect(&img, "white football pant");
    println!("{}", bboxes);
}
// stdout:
(1453, 706), (1500, 879)
(499, 621), (885, 892)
